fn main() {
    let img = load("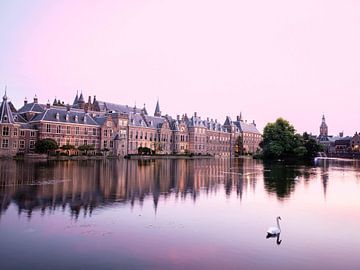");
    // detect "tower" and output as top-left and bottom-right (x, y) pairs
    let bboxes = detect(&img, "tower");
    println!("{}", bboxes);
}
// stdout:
(320, 115), (328, 138)
(154, 99), (161, 117)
